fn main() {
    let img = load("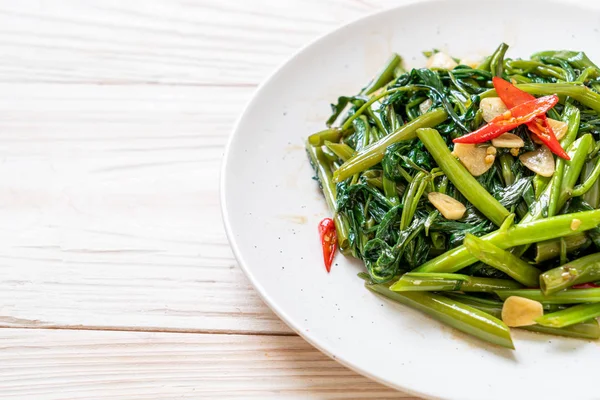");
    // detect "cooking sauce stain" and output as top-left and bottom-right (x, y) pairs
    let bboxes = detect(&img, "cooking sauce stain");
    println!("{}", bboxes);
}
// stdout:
(278, 215), (307, 224)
